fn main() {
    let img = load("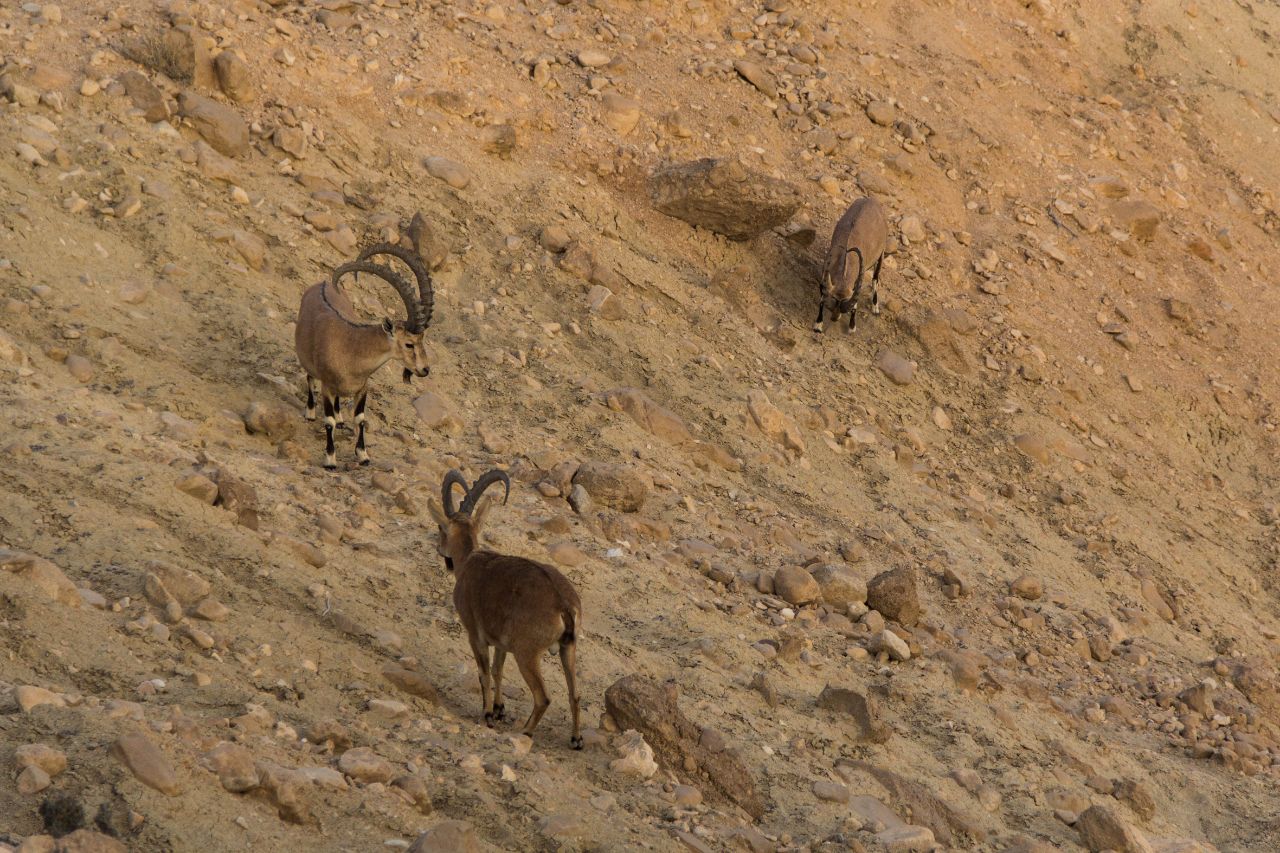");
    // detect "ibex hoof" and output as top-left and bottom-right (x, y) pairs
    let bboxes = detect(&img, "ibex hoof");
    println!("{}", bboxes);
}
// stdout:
(570, 735), (584, 751)
(812, 322), (824, 333)
(872, 305), (881, 316)
(304, 411), (316, 422)
(323, 461), (338, 471)
(492, 703), (505, 720)
(358, 458), (371, 467)
(484, 712), (496, 727)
